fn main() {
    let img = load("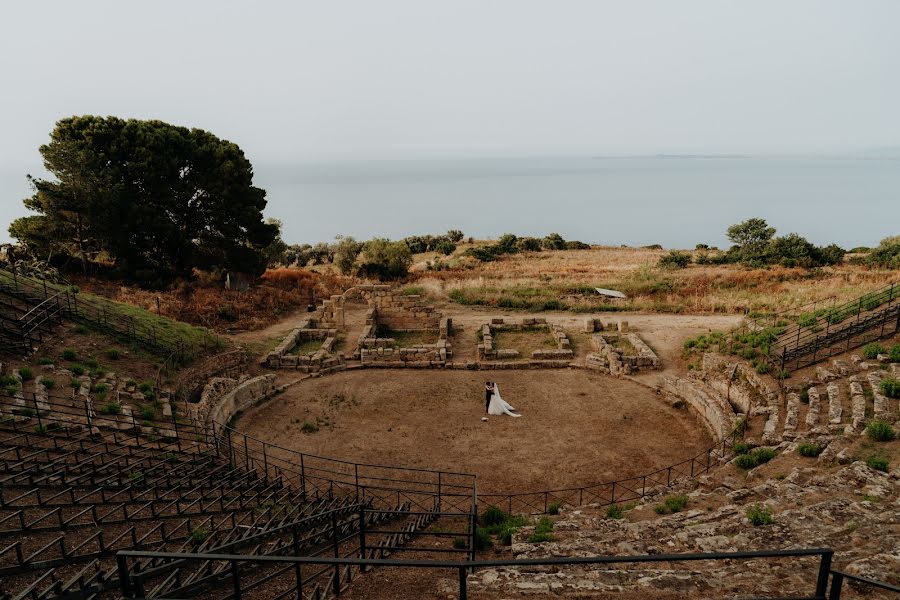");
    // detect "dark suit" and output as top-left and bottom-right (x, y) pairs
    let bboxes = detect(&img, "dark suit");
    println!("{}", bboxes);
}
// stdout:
(484, 385), (492, 413)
